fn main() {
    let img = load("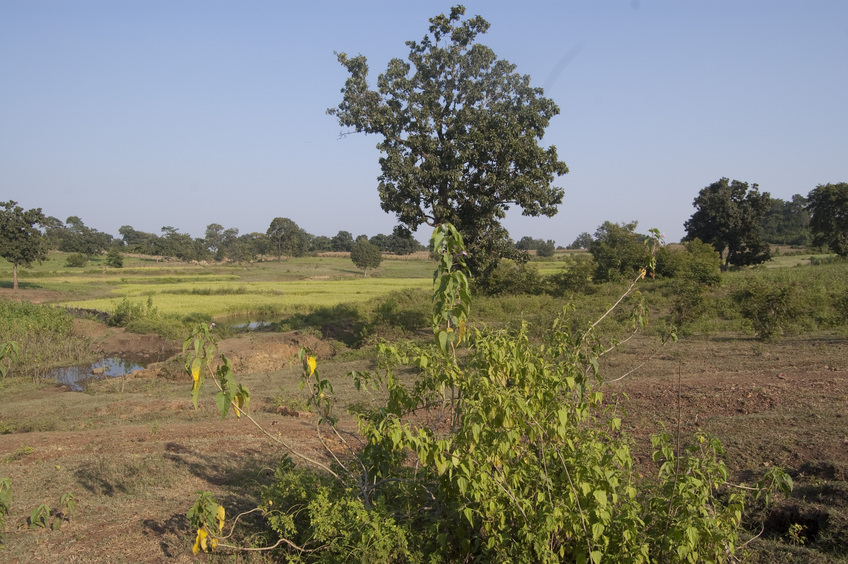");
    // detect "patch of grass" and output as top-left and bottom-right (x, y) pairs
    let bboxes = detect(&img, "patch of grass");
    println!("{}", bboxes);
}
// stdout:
(75, 453), (177, 497)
